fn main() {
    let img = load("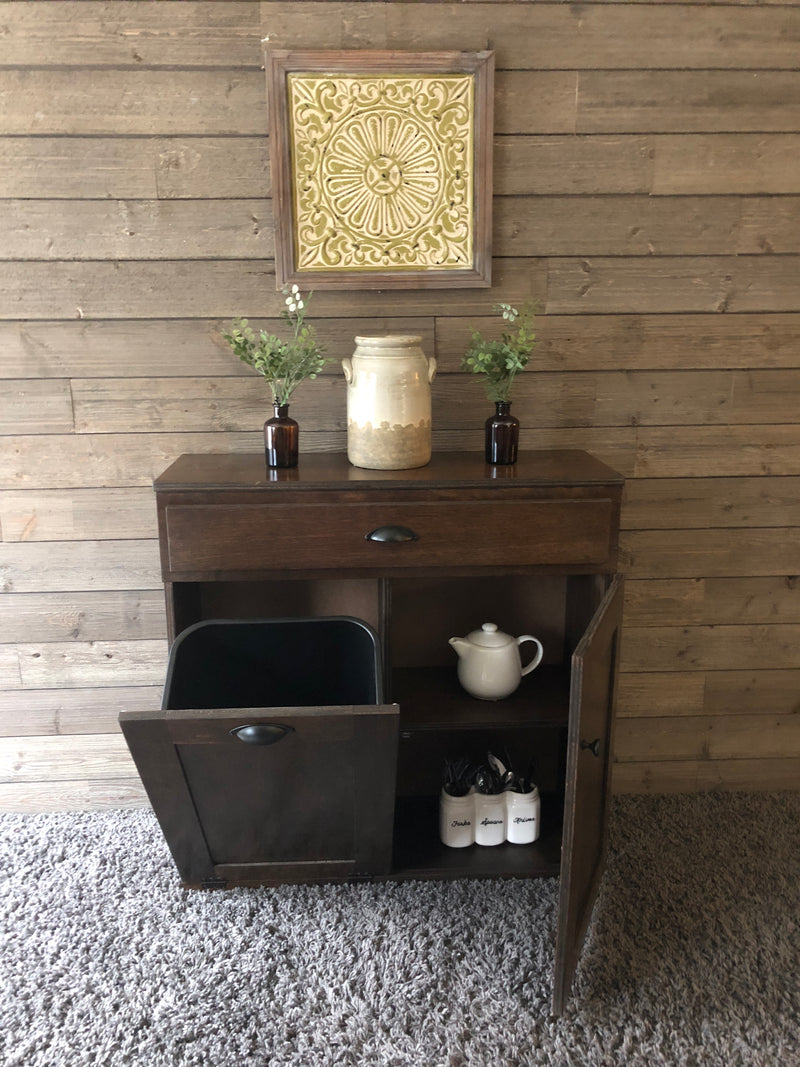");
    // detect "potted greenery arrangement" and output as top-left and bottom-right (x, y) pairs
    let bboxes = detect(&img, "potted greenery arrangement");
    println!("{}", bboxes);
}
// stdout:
(460, 301), (536, 465)
(223, 285), (327, 468)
